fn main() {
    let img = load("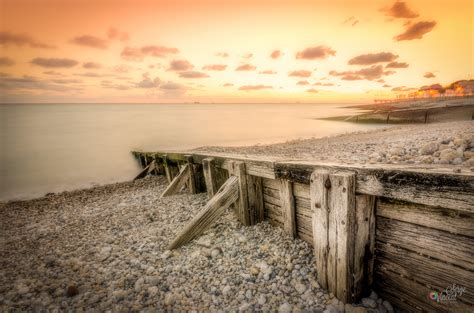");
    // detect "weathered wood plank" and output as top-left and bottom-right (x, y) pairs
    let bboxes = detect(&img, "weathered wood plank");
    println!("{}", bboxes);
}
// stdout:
(276, 161), (474, 212)
(330, 171), (356, 302)
(247, 175), (265, 224)
(311, 169), (330, 290)
(353, 194), (376, 300)
(376, 217), (474, 270)
(263, 178), (280, 190)
(160, 164), (191, 198)
(293, 182), (310, 198)
(203, 158), (218, 198)
(263, 187), (280, 199)
(184, 155), (197, 194)
(280, 179), (296, 238)
(375, 242), (474, 305)
(376, 198), (474, 237)
(296, 214), (312, 234)
(168, 176), (239, 249)
(229, 161), (251, 226)
(263, 193), (282, 207)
